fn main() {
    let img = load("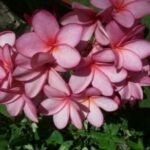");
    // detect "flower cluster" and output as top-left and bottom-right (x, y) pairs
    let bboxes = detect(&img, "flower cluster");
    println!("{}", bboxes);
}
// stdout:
(0, 0), (150, 129)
